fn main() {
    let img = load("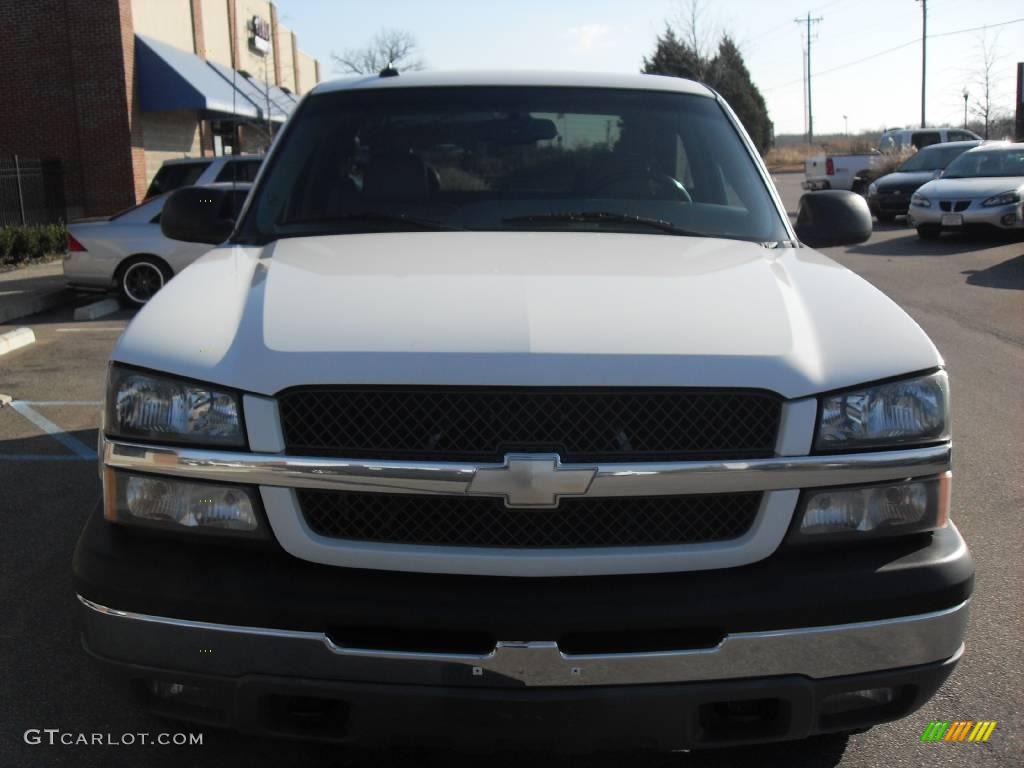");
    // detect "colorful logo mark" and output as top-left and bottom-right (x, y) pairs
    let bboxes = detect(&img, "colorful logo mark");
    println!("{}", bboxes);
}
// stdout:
(920, 720), (997, 742)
